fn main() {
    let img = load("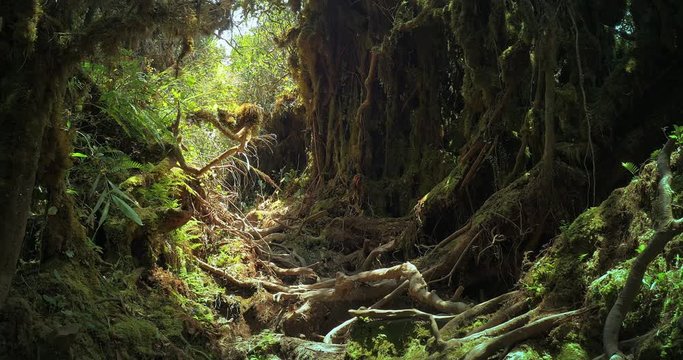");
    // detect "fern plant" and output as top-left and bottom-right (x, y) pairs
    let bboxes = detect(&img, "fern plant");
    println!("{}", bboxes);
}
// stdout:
(621, 162), (639, 176)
